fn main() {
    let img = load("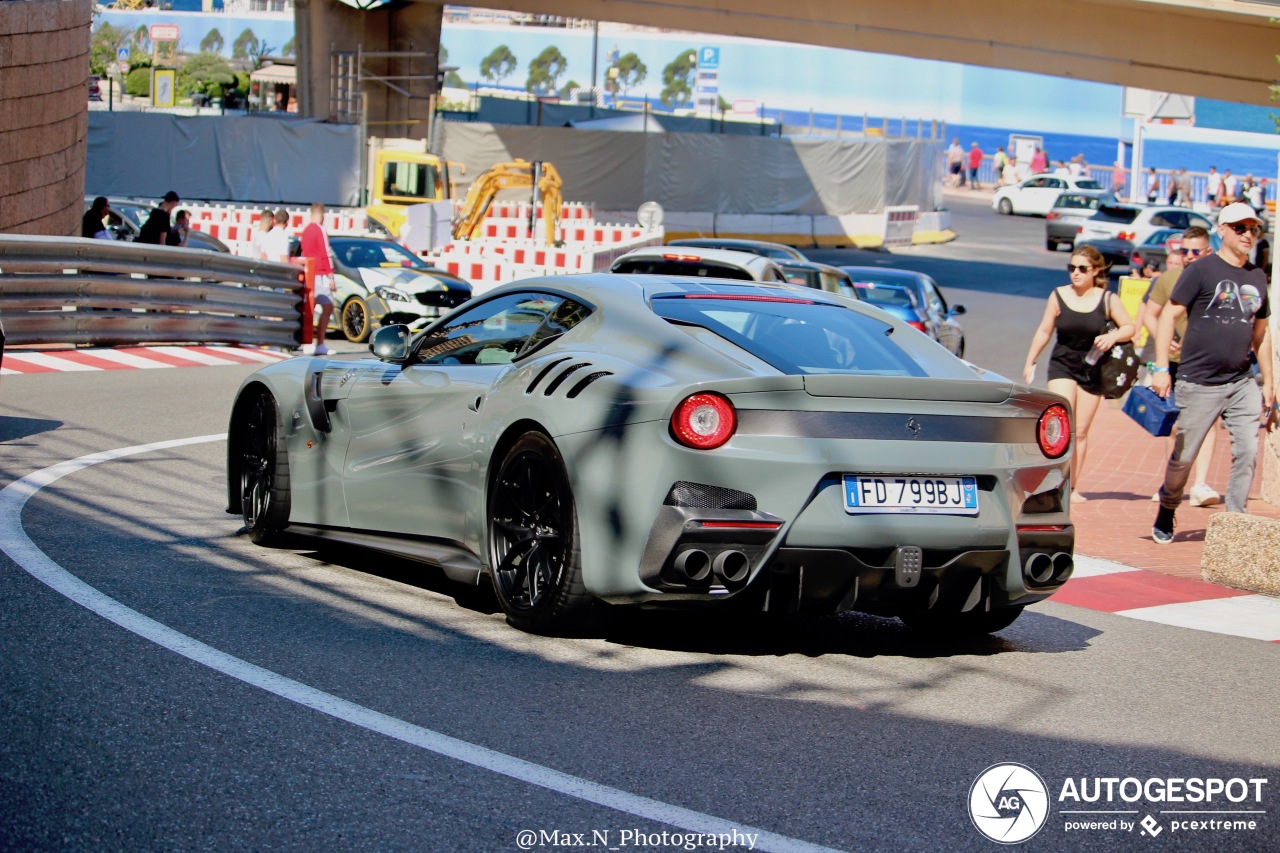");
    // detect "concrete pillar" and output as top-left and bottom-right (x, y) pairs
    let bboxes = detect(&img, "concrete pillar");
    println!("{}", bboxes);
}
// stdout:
(0, 0), (91, 236)
(296, 0), (442, 139)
